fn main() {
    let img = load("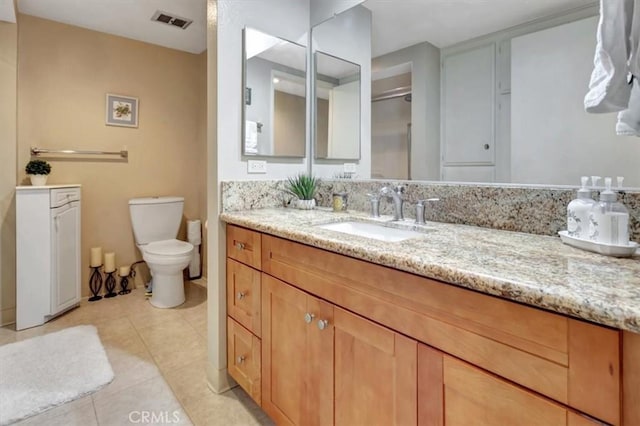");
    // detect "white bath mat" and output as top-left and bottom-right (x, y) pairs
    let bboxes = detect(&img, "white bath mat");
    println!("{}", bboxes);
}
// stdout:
(0, 325), (114, 425)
